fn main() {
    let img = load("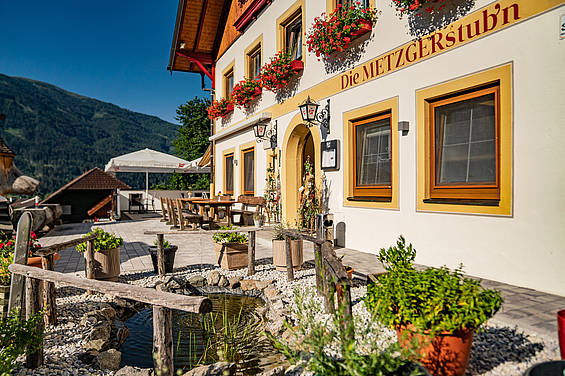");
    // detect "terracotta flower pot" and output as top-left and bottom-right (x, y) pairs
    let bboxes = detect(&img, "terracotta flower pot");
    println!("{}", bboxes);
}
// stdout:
(214, 242), (248, 270)
(290, 59), (304, 73)
(27, 253), (60, 268)
(272, 239), (303, 271)
(345, 266), (354, 279)
(351, 19), (372, 37)
(396, 325), (474, 376)
(84, 247), (121, 281)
